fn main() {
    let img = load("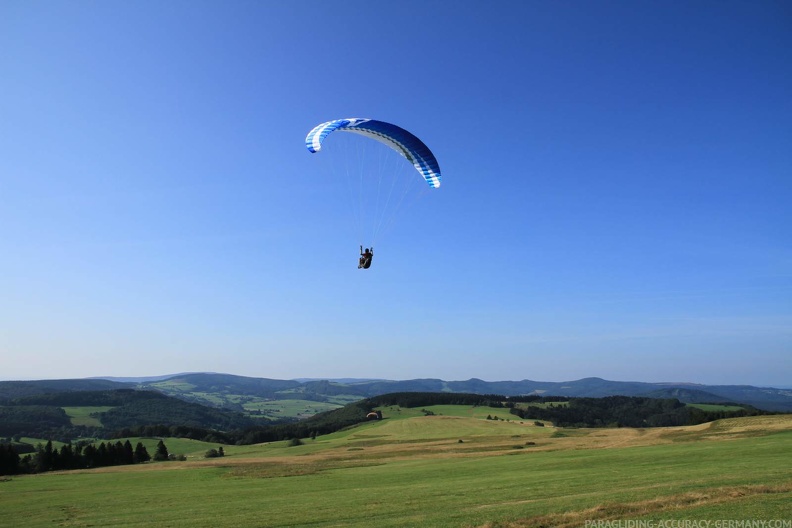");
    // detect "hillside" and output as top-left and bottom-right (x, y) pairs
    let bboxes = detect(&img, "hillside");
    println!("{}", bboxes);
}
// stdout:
(141, 374), (792, 412)
(0, 379), (132, 402)
(2, 386), (772, 450)
(642, 387), (735, 403)
(3, 374), (790, 414)
(3, 409), (790, 526)
(143, 373), (301, 396)
(1, 389), (255, 440)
